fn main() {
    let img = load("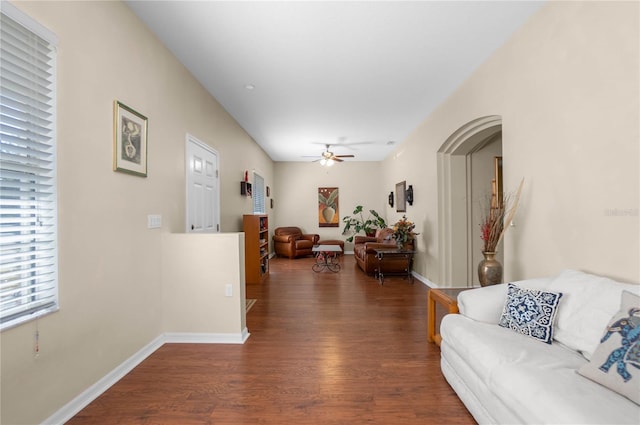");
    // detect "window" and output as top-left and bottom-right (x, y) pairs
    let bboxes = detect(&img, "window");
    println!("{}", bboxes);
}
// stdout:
(1, 3), (58, 330)
(253, 172), (265, 214)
